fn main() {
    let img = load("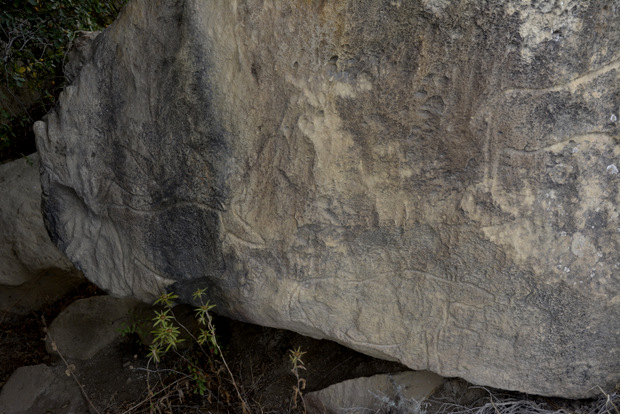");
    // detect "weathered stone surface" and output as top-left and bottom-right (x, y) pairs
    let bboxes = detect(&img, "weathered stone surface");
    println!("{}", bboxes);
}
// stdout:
(46, 295), (146, 360)
(0, 364), (87, 414)
(35, 0), (619, 398)
(0, 153), (74, 286)
(306, 371), (444, 414)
